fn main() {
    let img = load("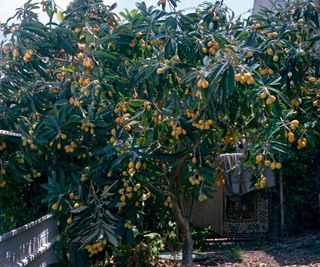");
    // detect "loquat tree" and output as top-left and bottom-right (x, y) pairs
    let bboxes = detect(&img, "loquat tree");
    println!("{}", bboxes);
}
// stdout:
(0, 0), (319, 266)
